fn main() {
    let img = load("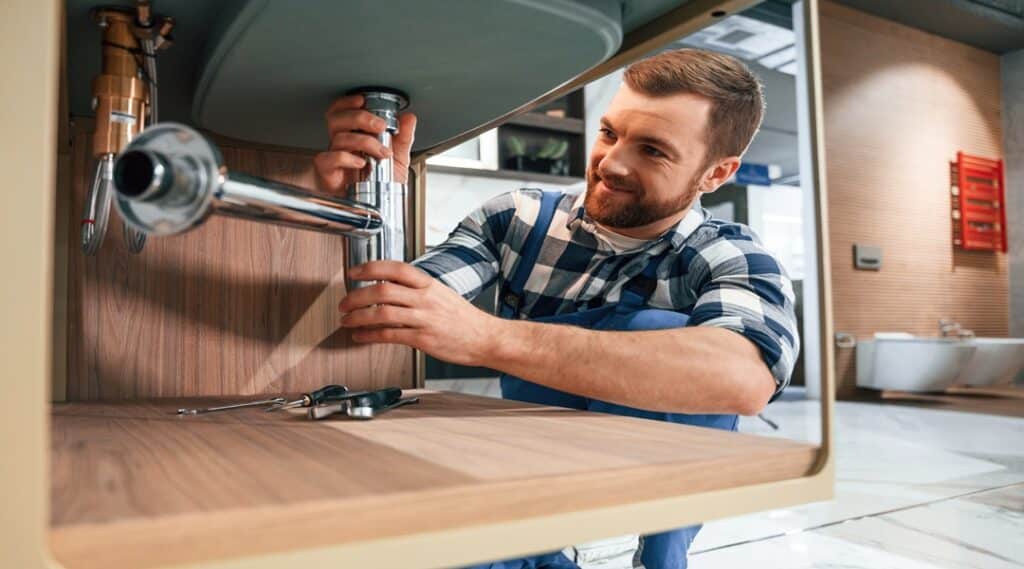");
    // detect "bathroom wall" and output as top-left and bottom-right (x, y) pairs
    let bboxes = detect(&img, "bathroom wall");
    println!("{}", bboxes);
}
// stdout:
(421, 70), (625, 246)
(820, 1), (1008, 396)
(60, 119), (414, 400)
(424, 171), (576, 247)
(1004, 49), (1024, 340)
